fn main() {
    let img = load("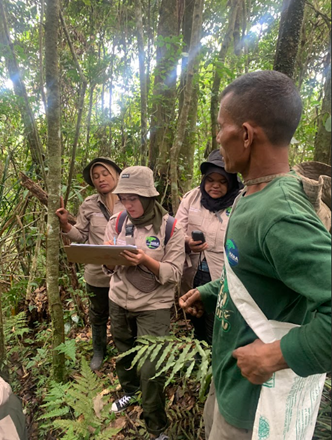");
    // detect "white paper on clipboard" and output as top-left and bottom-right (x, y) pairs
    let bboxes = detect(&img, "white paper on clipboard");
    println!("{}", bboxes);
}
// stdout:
(64, 244), (138, 266)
